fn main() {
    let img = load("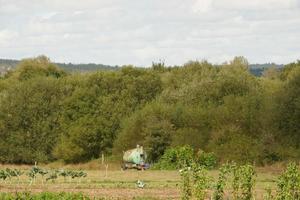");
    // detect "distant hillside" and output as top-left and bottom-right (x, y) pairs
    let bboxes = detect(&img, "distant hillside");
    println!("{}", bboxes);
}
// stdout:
(249, 63), (284, 76)
(0, 58), (118, 73)
(0, 58), (284, 76)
